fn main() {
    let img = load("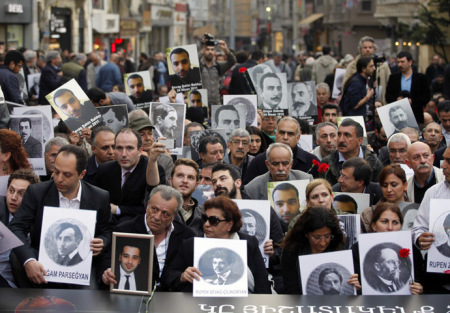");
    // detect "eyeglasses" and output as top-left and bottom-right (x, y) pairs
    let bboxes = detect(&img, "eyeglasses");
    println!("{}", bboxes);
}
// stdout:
(389, 148), (407, 154)
(309, 234), (334, 242)
(202, 214), (228, 226)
